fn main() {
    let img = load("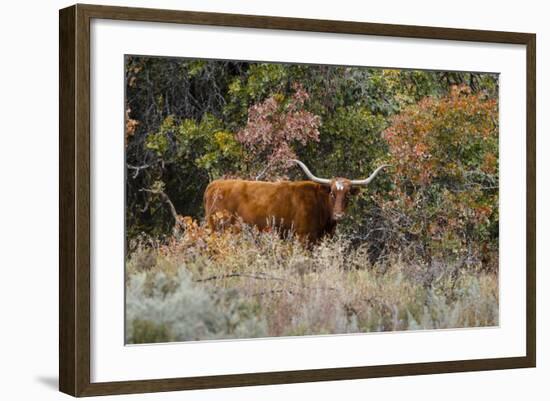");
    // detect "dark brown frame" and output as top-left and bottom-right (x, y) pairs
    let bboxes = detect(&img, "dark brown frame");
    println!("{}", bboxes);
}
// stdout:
(59, 3), (536, 397)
